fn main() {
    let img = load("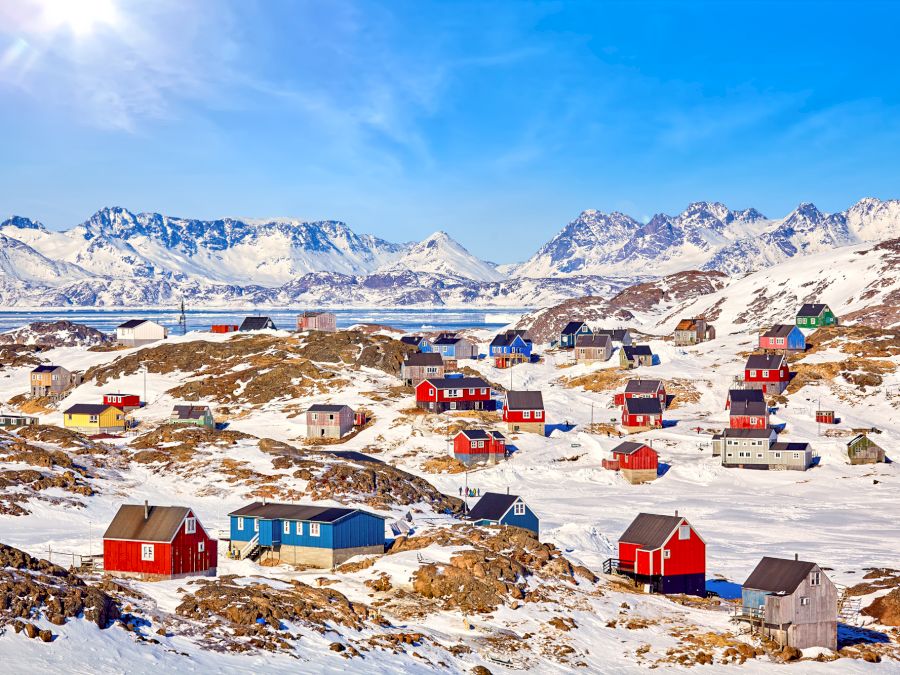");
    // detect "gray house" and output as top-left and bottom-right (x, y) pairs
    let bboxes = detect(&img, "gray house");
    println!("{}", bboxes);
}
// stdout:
(306, 404), (355, 439)
(574, 334), (612, 363)
(594, 328), (632, 347)
(400, 352), (444, 387)
(713, 429), (813, 470)
(30, 364), (78, 398)
(735, 556), (837, 651)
